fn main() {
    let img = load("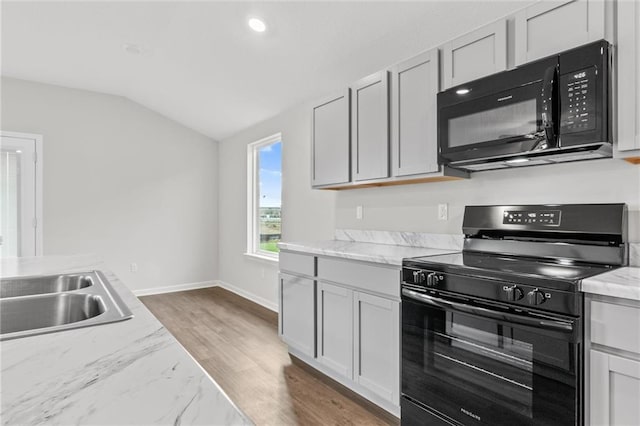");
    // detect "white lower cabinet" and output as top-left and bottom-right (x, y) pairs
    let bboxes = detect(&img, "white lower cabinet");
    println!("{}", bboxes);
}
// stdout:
(279, 273), (315, 358)
(590, 350), (640, 425)
(317, 281), (354, 378)
(587, 296), (640, 425)
(280, 252), (401, 416)
(354, 292), (400, 405)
